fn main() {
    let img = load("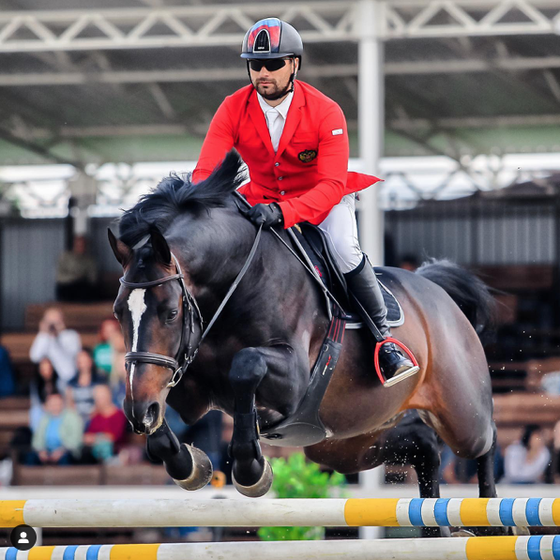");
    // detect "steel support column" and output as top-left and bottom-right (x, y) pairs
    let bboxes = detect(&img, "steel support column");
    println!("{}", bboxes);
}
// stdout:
(357, 0), (385, 540)
(357, 0), (384, 265)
